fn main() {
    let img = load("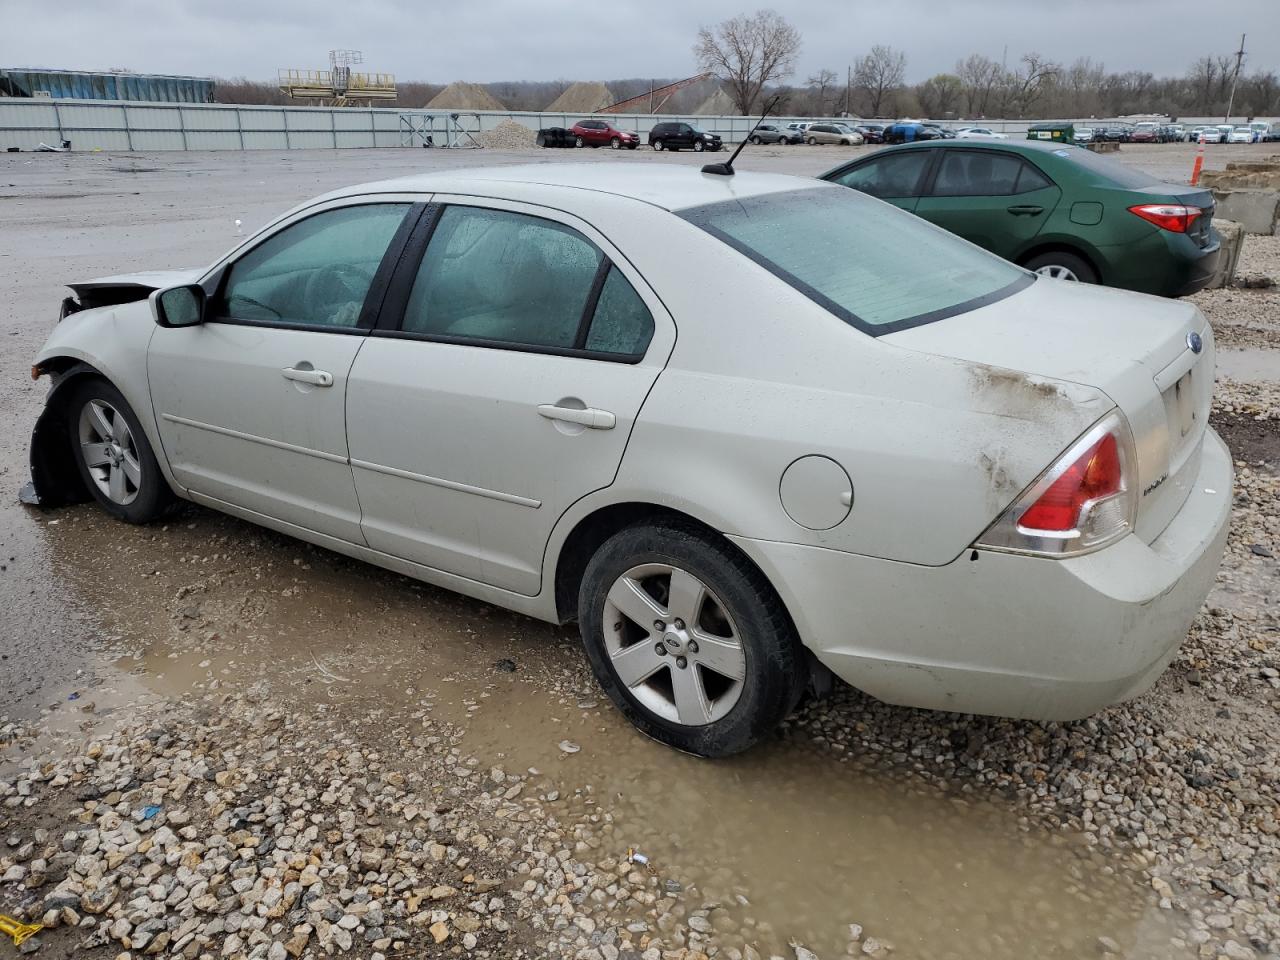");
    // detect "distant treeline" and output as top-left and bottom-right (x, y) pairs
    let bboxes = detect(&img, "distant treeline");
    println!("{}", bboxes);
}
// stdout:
(211, 56), (1279, 119)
